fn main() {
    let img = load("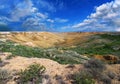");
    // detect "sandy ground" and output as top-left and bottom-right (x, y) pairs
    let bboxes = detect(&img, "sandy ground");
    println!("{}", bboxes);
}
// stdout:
(0, 53), (120, 84)
(0, 53), (82, 84)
